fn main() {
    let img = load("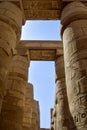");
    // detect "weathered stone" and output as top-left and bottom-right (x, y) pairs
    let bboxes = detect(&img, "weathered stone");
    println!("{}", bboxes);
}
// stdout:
(23, 83), (40, 130)
(0, 1), (23, 112)
(0, 54), (29, 130)
(40, 128), (49, 130)
(50, 108), (54, 130)
(17, 40), (63, 61)
(61, 2), (87, 130)
(26, 83), (34, 99)
(52, 107), (56, 130)
(0, 0), (87, 130)
(55, 56), (69, 130)
(22, 0), (61, 20)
